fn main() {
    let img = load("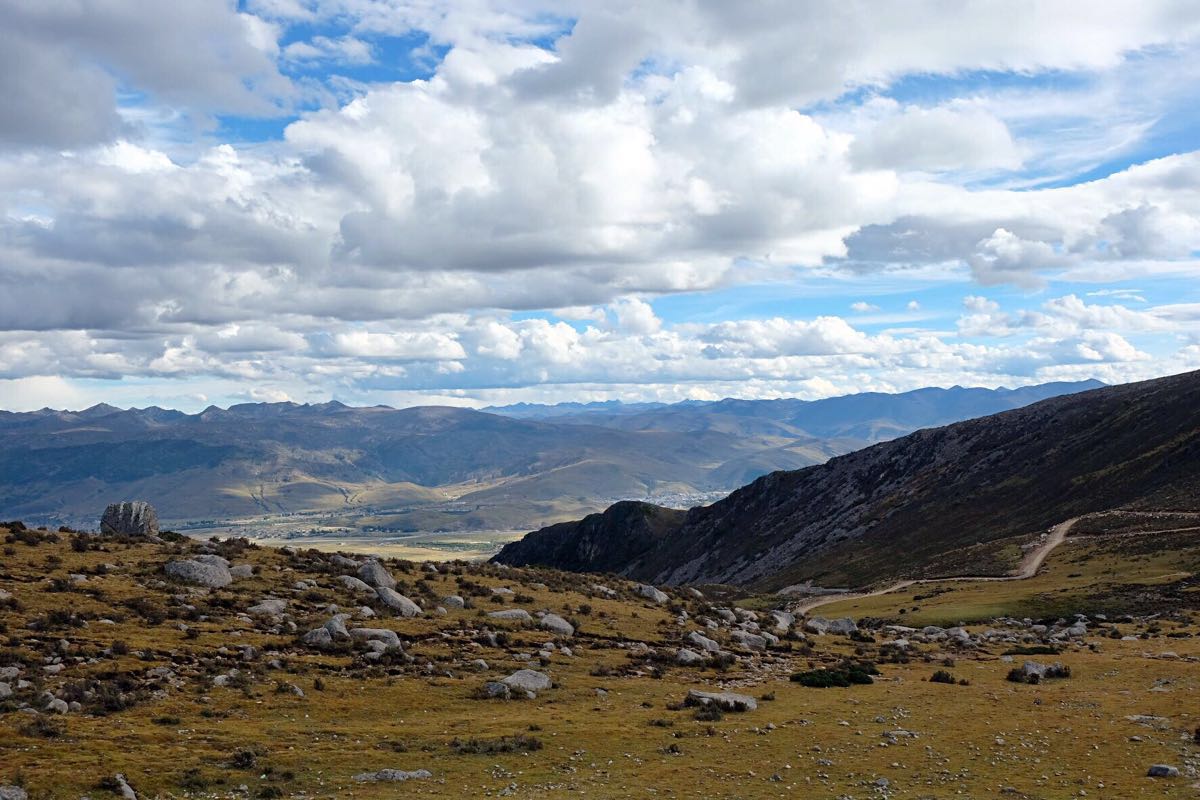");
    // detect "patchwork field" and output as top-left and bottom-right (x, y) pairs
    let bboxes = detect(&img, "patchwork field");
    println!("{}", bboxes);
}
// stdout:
(1, 522), (1198, 798)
